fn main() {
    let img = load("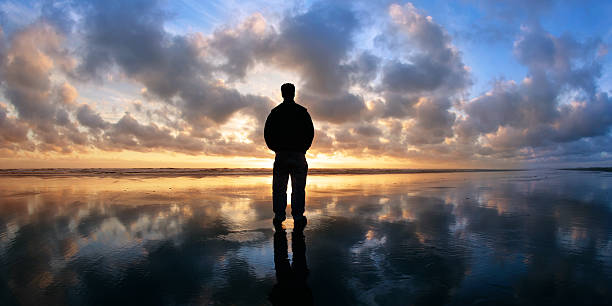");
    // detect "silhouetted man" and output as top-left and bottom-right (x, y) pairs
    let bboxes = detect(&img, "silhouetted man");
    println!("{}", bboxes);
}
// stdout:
(264, 83), (314, 229)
